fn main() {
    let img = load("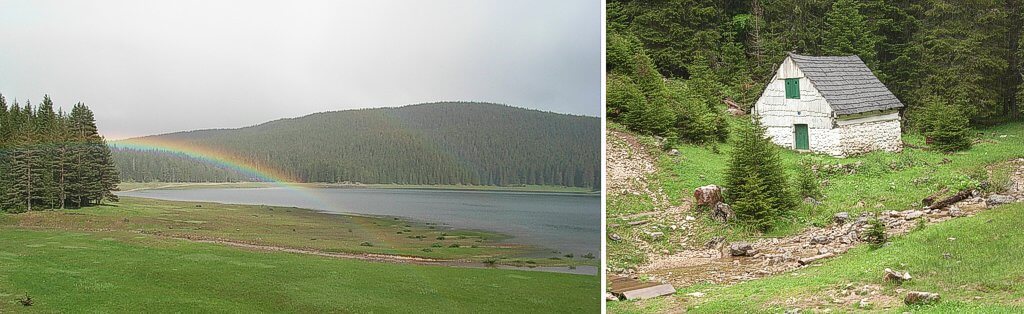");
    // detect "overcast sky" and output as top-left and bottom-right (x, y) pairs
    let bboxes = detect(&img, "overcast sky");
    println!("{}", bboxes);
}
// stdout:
(0, 0), (600, 139)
